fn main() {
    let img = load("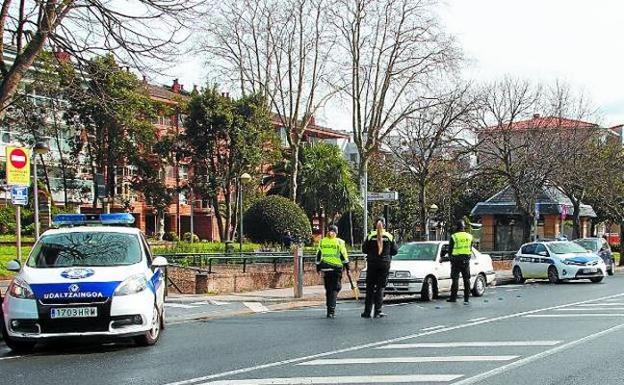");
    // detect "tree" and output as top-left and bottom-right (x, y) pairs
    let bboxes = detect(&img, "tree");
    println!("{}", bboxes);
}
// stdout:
(243, 195), (312, 244)
(0, 0), (202, 122)
(298, 142), (359, 224)
(201, 0), (337, 201)
(330, 0), (462, 233)
(183, 87), (277, 241)
(64, 54), (156, 208)
(389, 85), (475, 239)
